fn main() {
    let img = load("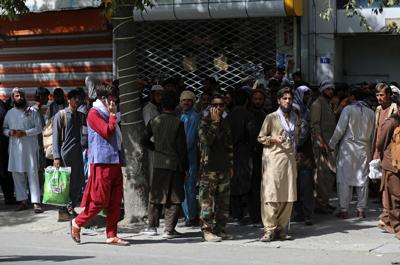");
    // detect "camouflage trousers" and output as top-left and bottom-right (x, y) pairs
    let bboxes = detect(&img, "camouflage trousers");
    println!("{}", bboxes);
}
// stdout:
(199, 170), (230, 232)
